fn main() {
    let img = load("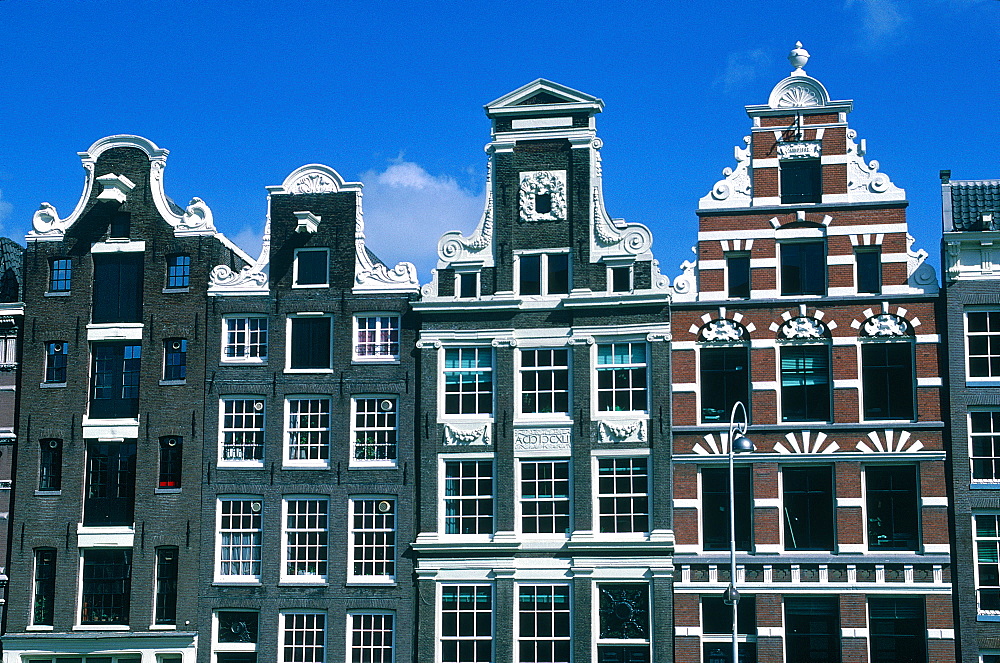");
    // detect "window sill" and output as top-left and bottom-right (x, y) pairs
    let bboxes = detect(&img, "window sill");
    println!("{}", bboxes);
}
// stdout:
(284, 368), (334, 374)
(972, 483), (1000, 489)
(44, 291), (71, 297)
(218, 461), (265, 469)
(149, 624), (177, 630)
(278, 579), (329, 587)
(74, 624), (130, 631)
(349, 462), (399, 470)
(26, 625), (54, 631)
(221, 359), (268, 366)
(346, 579), (397, 586)
(35, 490), (62, 496)
(291, 284), (330, 289)
(282, 463), (331, 470)
(162, 287), (190, 294)
(979, 613), (1000, 622)
(159, 380), (186, 386)
(213, 579), (262, 586)
(968, 379), (1000, 387)
(352, 356), (401, 364)
(155, 488), (182, 494)
(40, 382), (67, 389)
